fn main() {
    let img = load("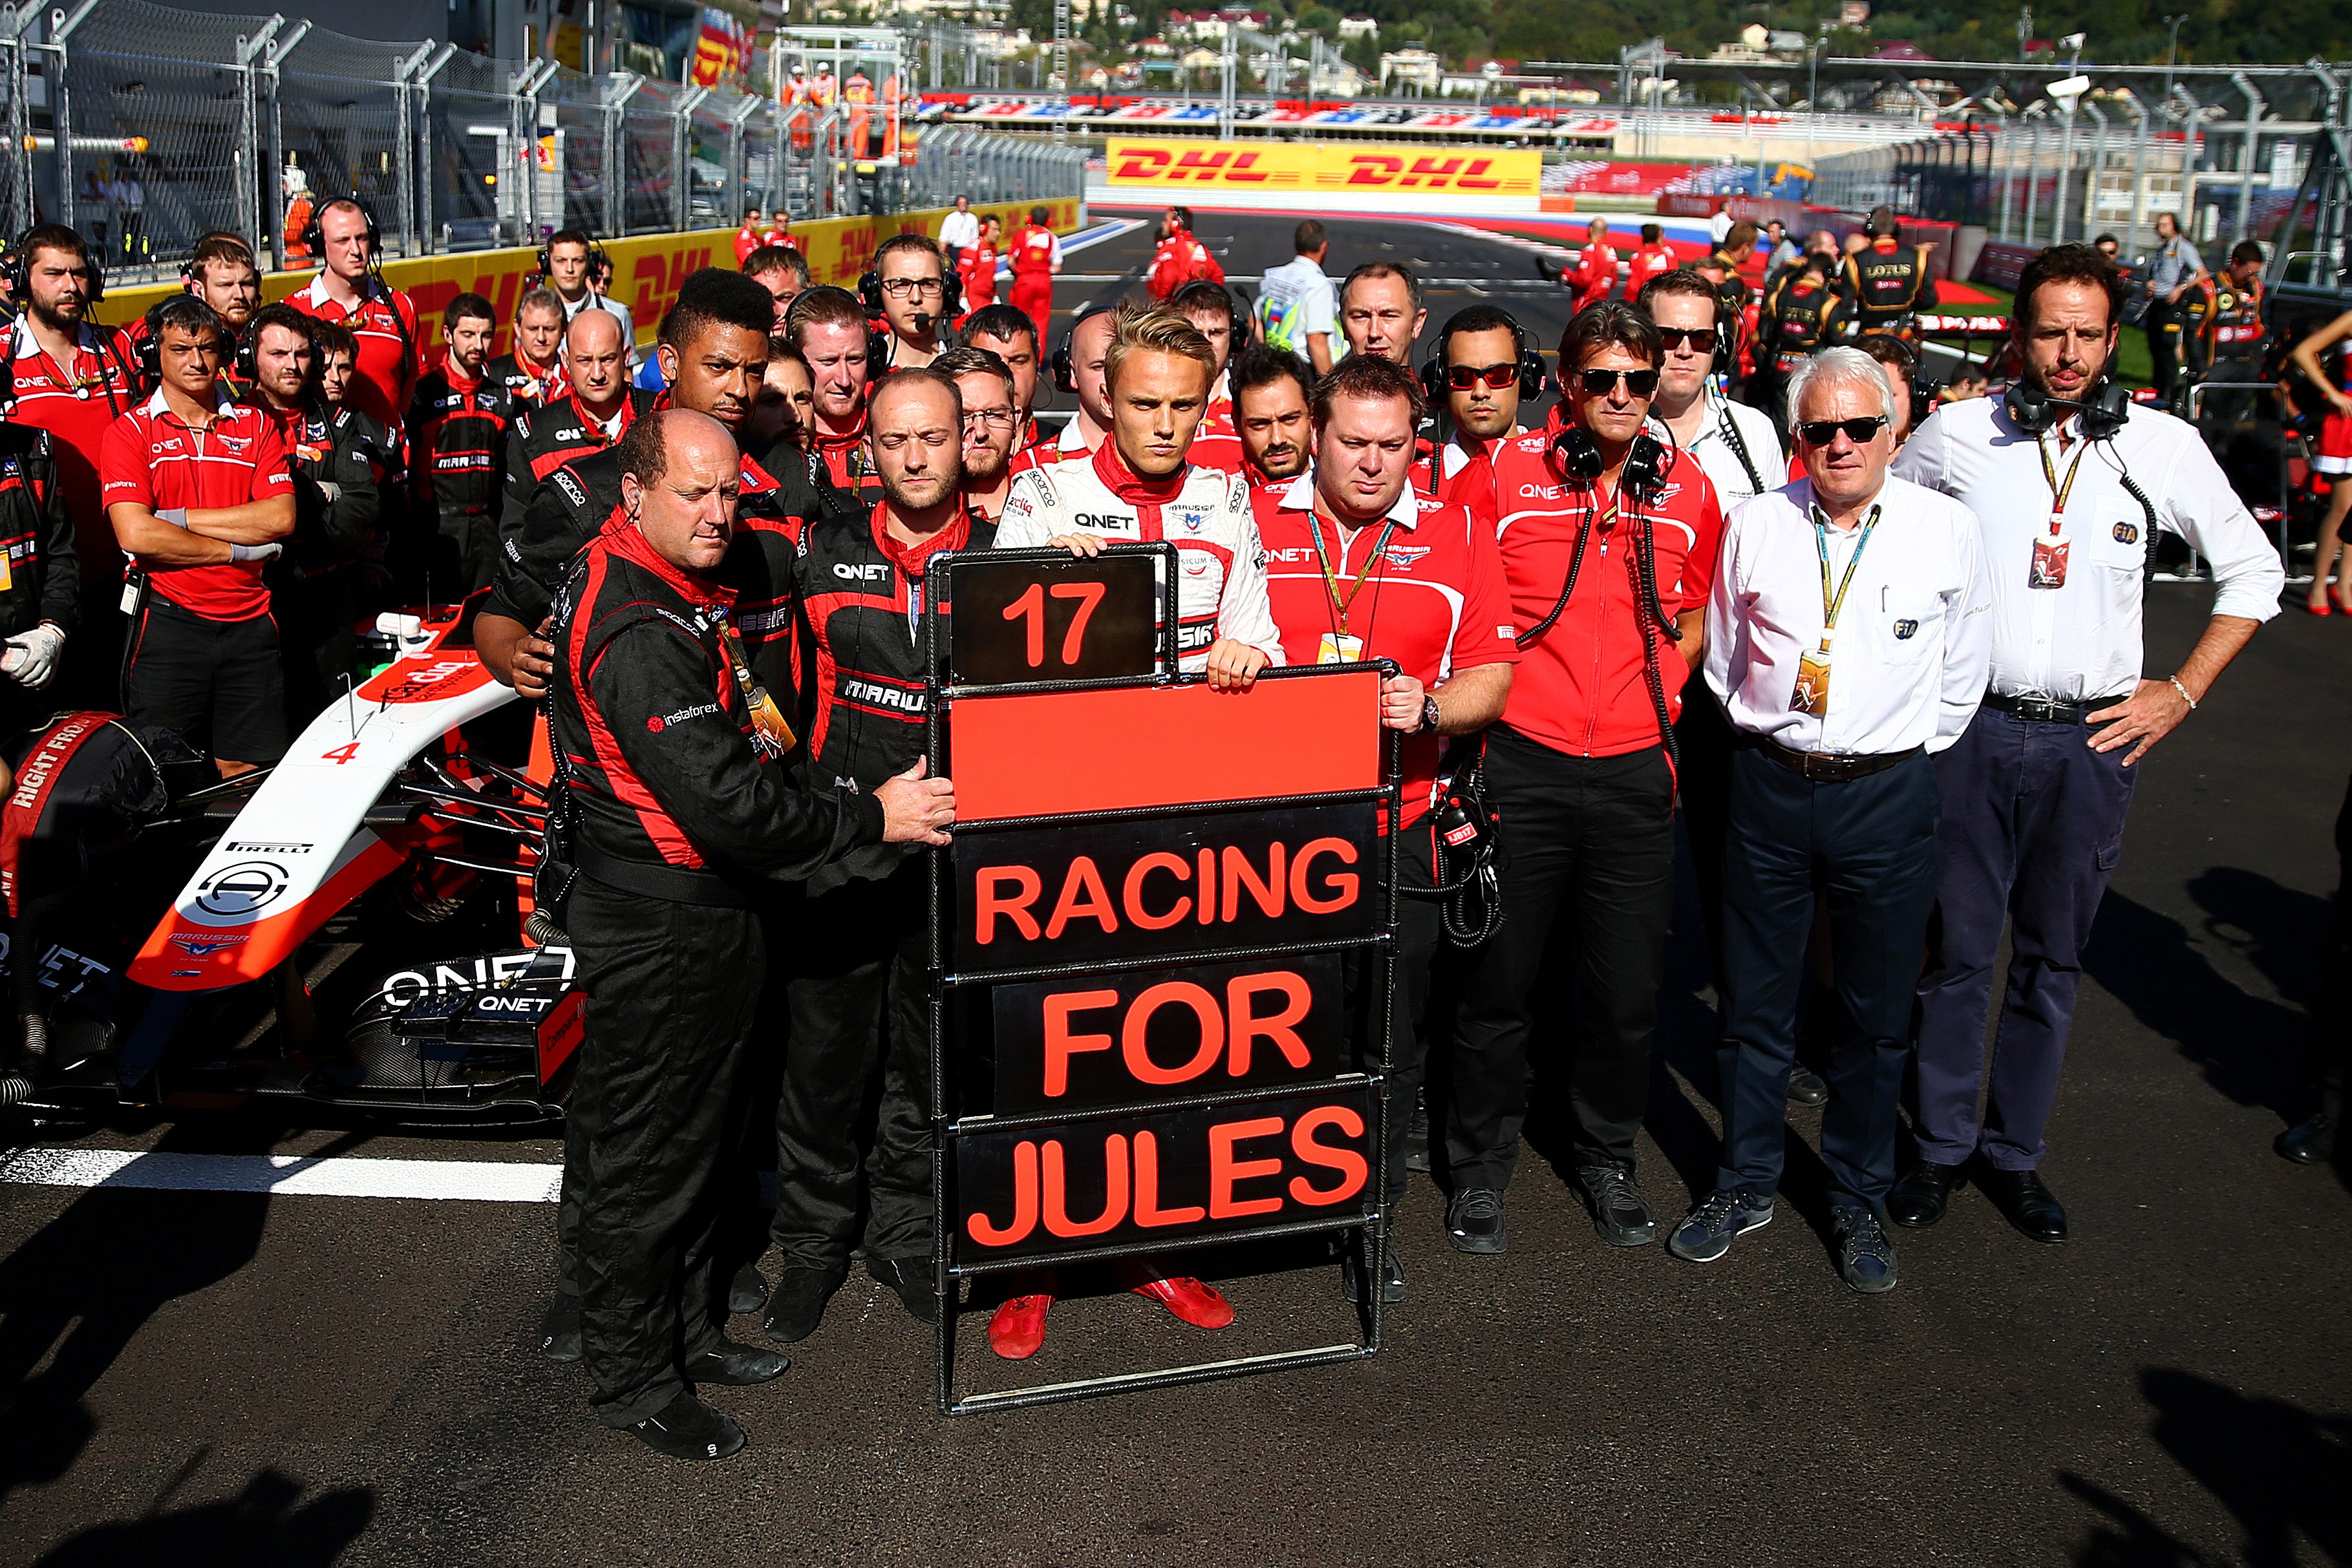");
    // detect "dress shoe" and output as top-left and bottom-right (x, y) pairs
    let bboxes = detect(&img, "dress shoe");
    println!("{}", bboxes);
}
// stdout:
(2277, 1110), (2338, 1165)
(1342, 1239), (1406, 1304)
(539, 1291), (581, 1362)
(1118, 1260), (1235, 1328)
(1667, 1189), (1773, 1263)
(762, 1266), (845, 1344)
(685, 1340), (791, 1386)
(1574, 1163), (1658, 1247)
(867, 1255), (939, 1324)
(626, 1393), (745, 1463)
(1786, 1064), (1830, 1107)
(1977, 1165), (2068, 1243)
(1832, 1206), (1899, 1293)
(1444, 1187), (1506, 1254)
(1887, 1160), (1966, 1229)
(988, 1292), (1054, 1359)
(727, 1262), (769, 1316)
